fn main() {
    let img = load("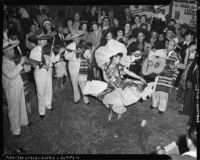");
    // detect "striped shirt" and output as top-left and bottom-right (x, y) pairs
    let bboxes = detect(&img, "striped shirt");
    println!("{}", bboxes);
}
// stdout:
(156, 50), (180, 93)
